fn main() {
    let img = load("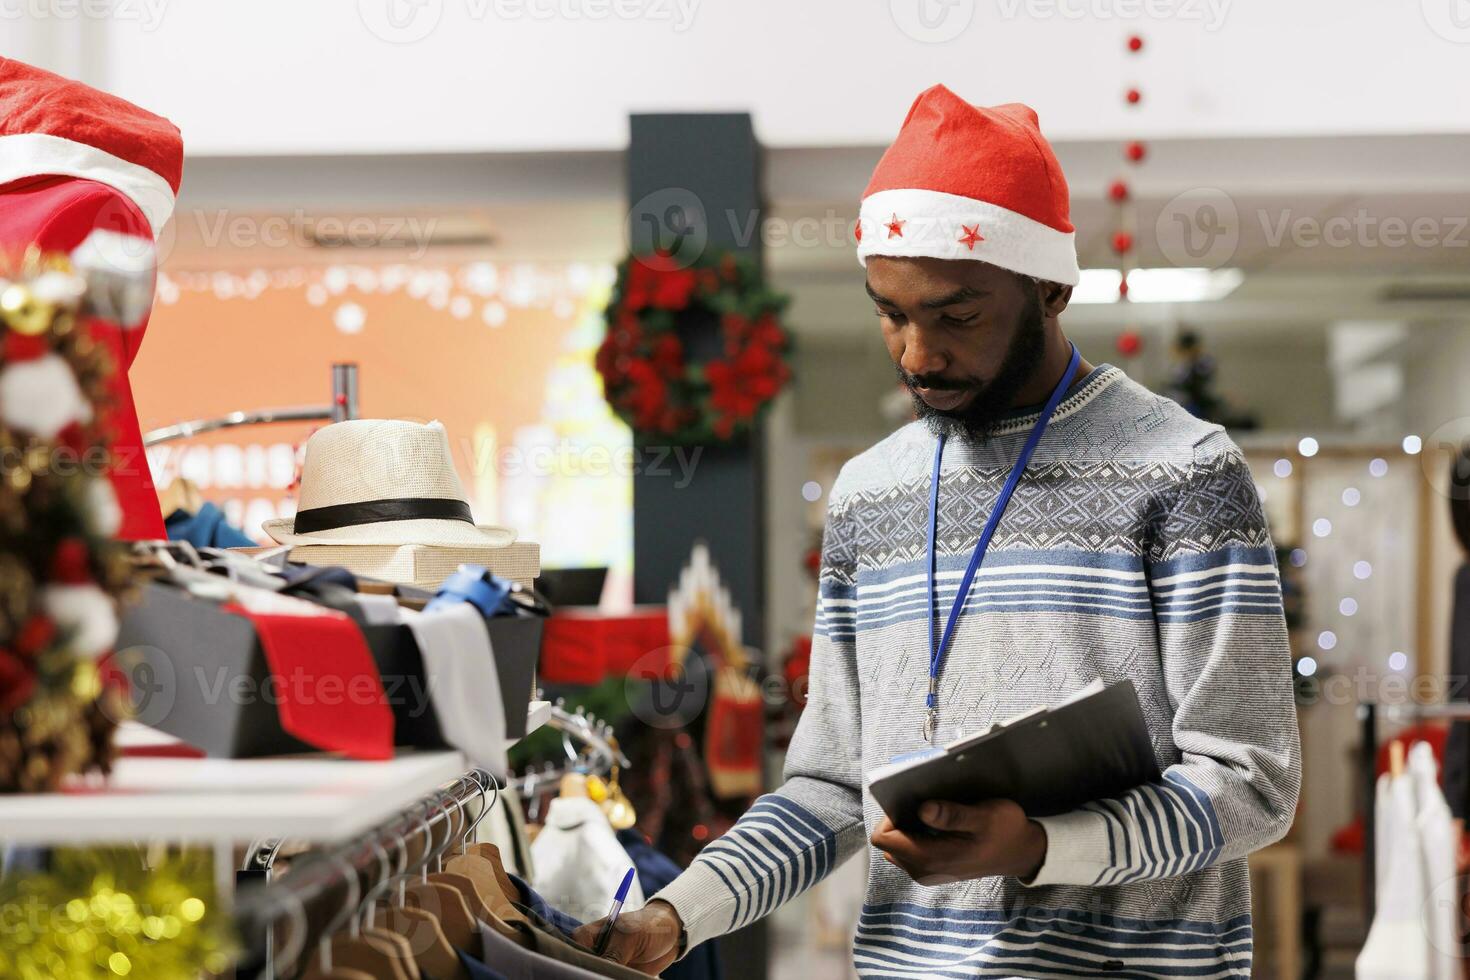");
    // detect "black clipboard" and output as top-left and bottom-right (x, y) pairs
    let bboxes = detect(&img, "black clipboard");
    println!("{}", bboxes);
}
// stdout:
(867, 679), (1161, 833)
